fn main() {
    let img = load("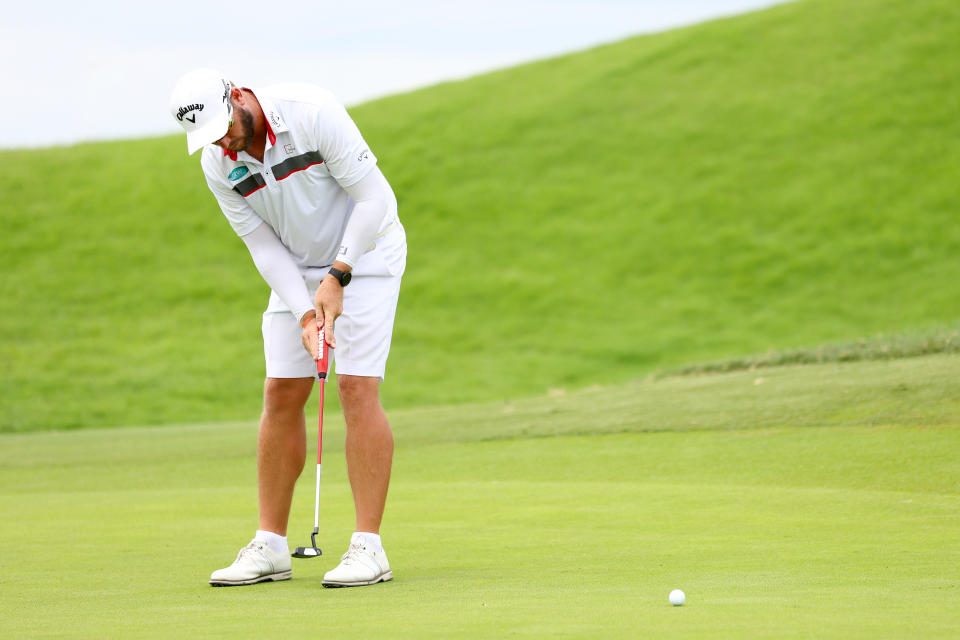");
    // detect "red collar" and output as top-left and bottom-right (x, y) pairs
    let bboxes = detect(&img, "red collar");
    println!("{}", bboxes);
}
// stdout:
(266, 118), (277, 146)
(222, 117), (276, 162)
